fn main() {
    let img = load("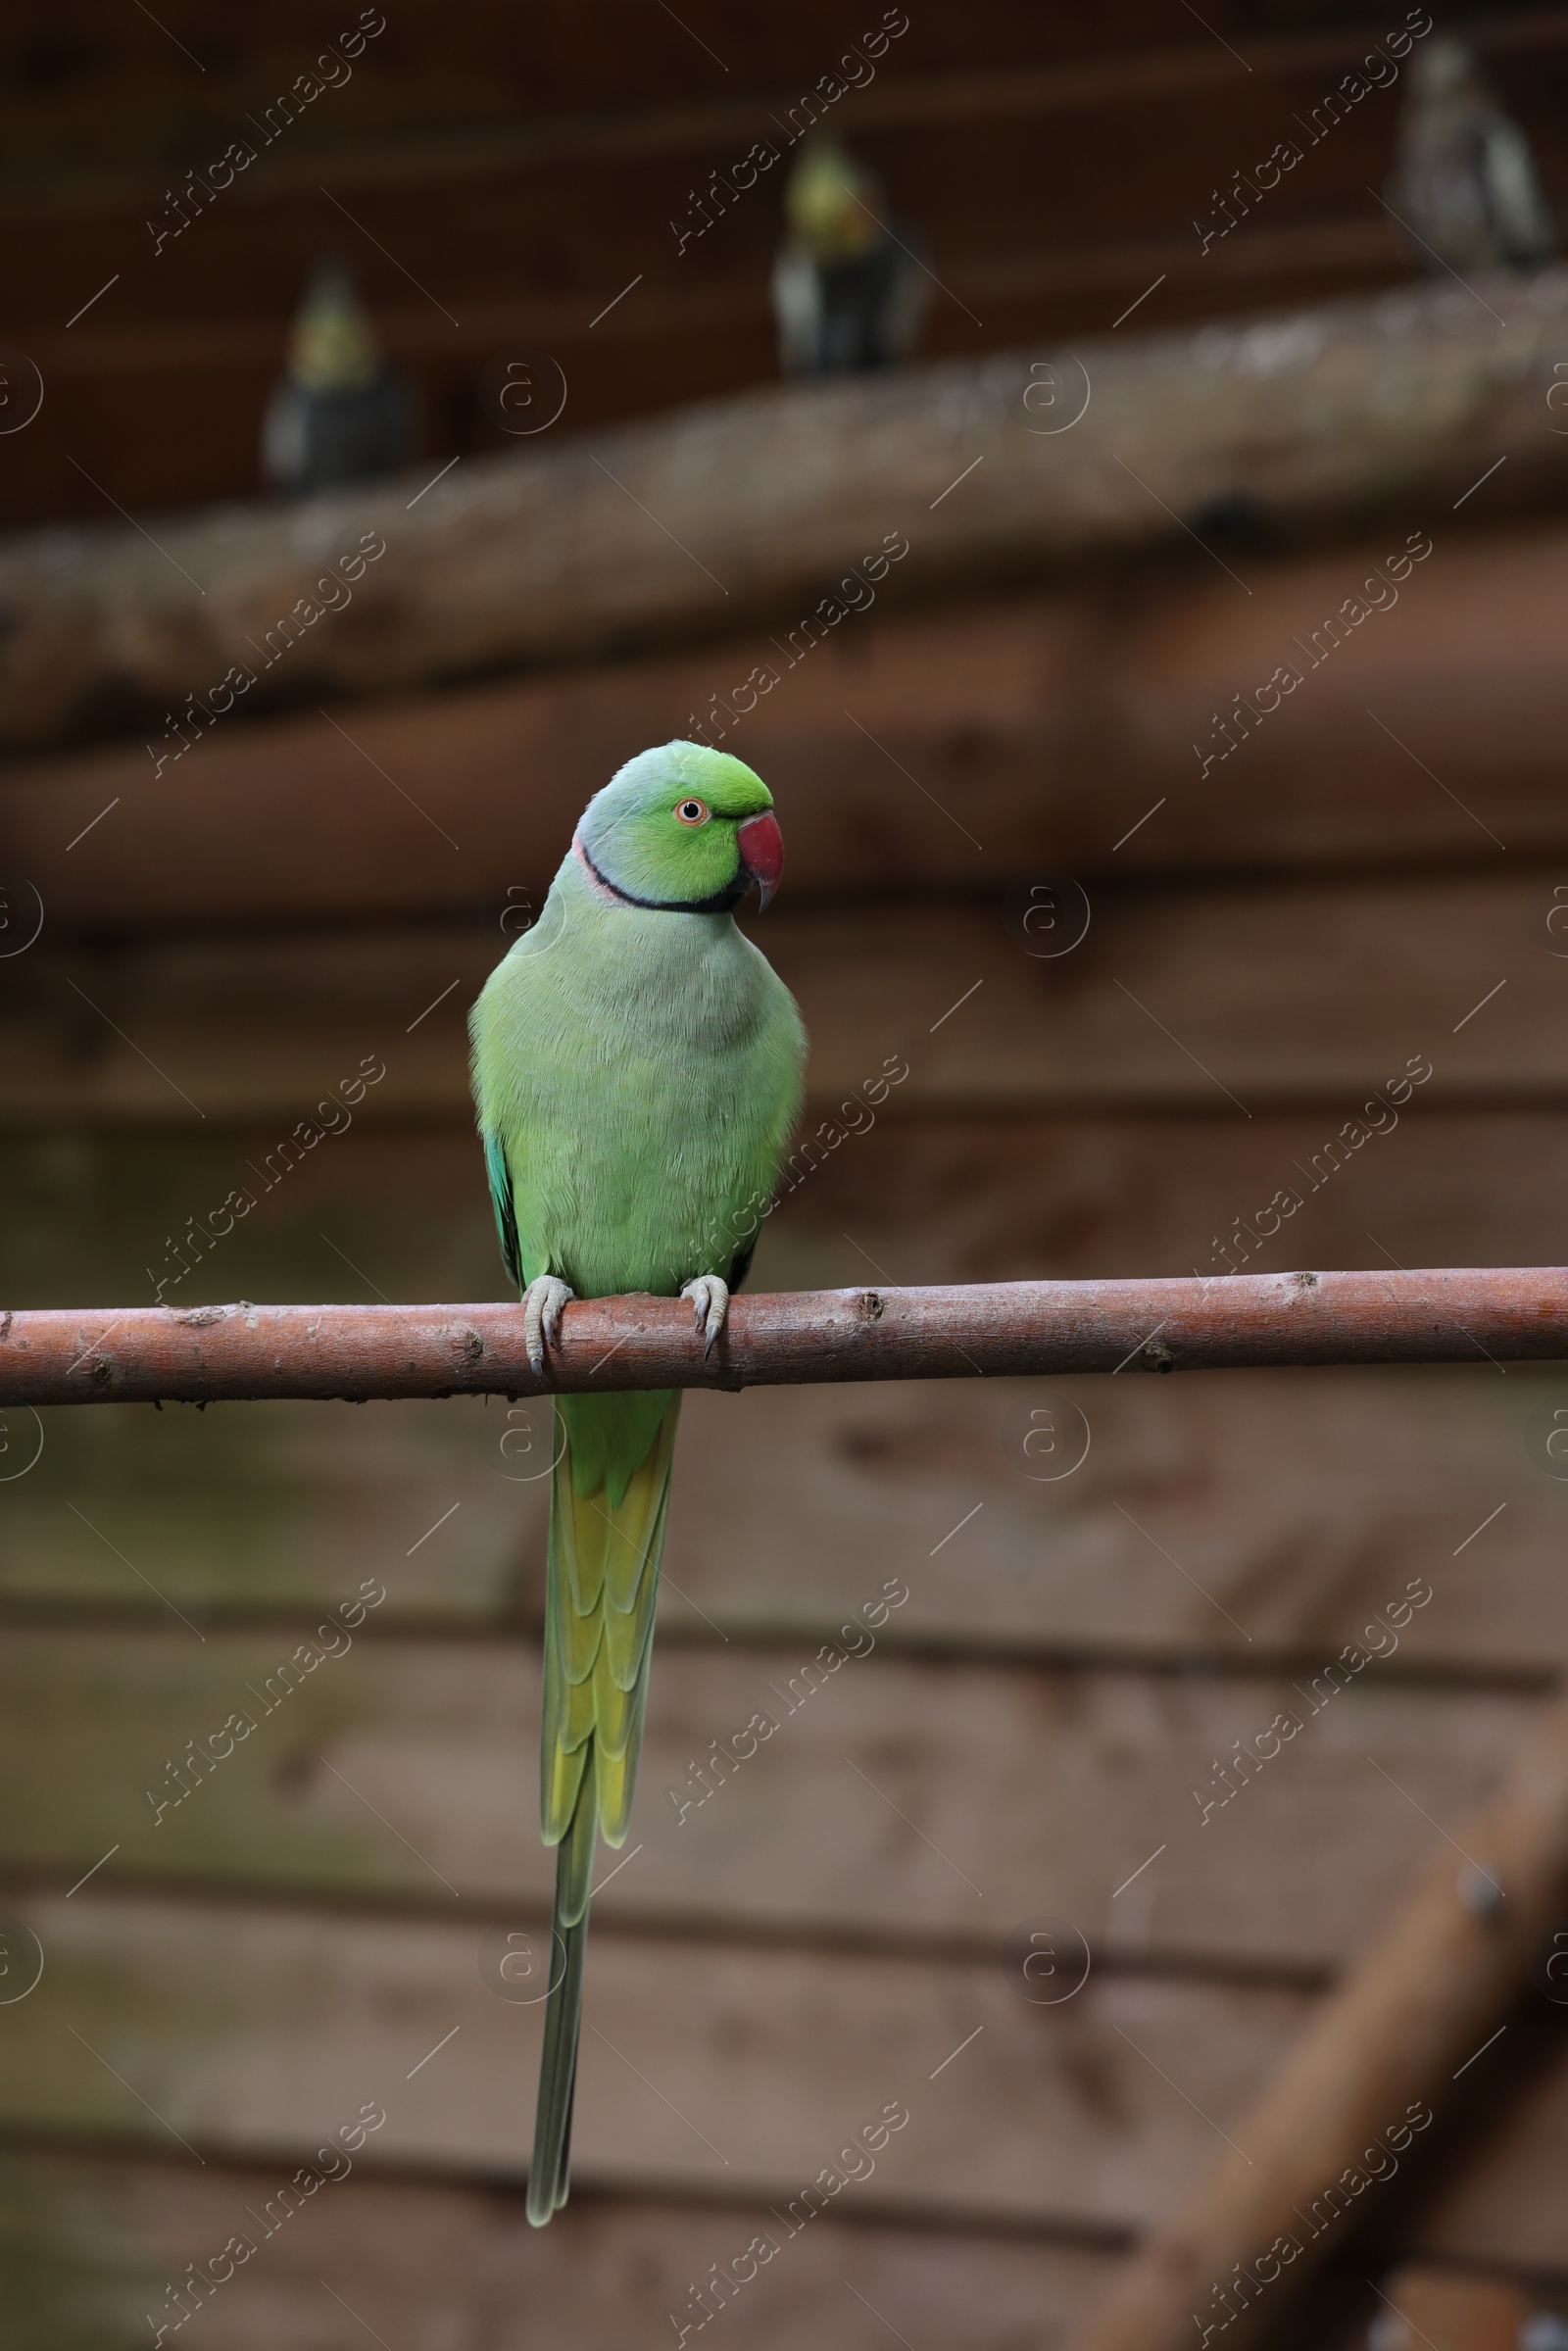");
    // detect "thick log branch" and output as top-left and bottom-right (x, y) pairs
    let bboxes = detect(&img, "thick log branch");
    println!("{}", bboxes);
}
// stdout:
(6, 272), (1568, 749)
(1066, 1690), (1568, 2351)
(3, 1268), (1566, 1406)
